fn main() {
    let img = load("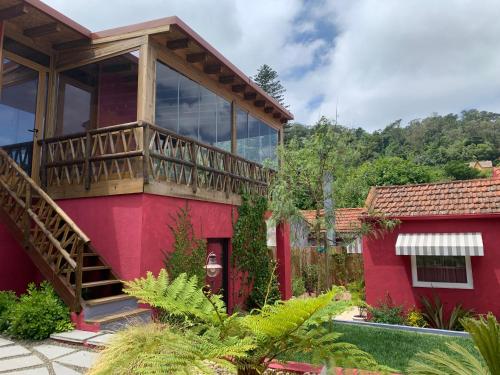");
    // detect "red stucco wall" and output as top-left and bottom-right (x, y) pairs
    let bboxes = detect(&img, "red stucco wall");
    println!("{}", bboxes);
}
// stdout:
(363, 216), (500, 317)
(55, 193), (289, 310)
(0, 223), (41, 295)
